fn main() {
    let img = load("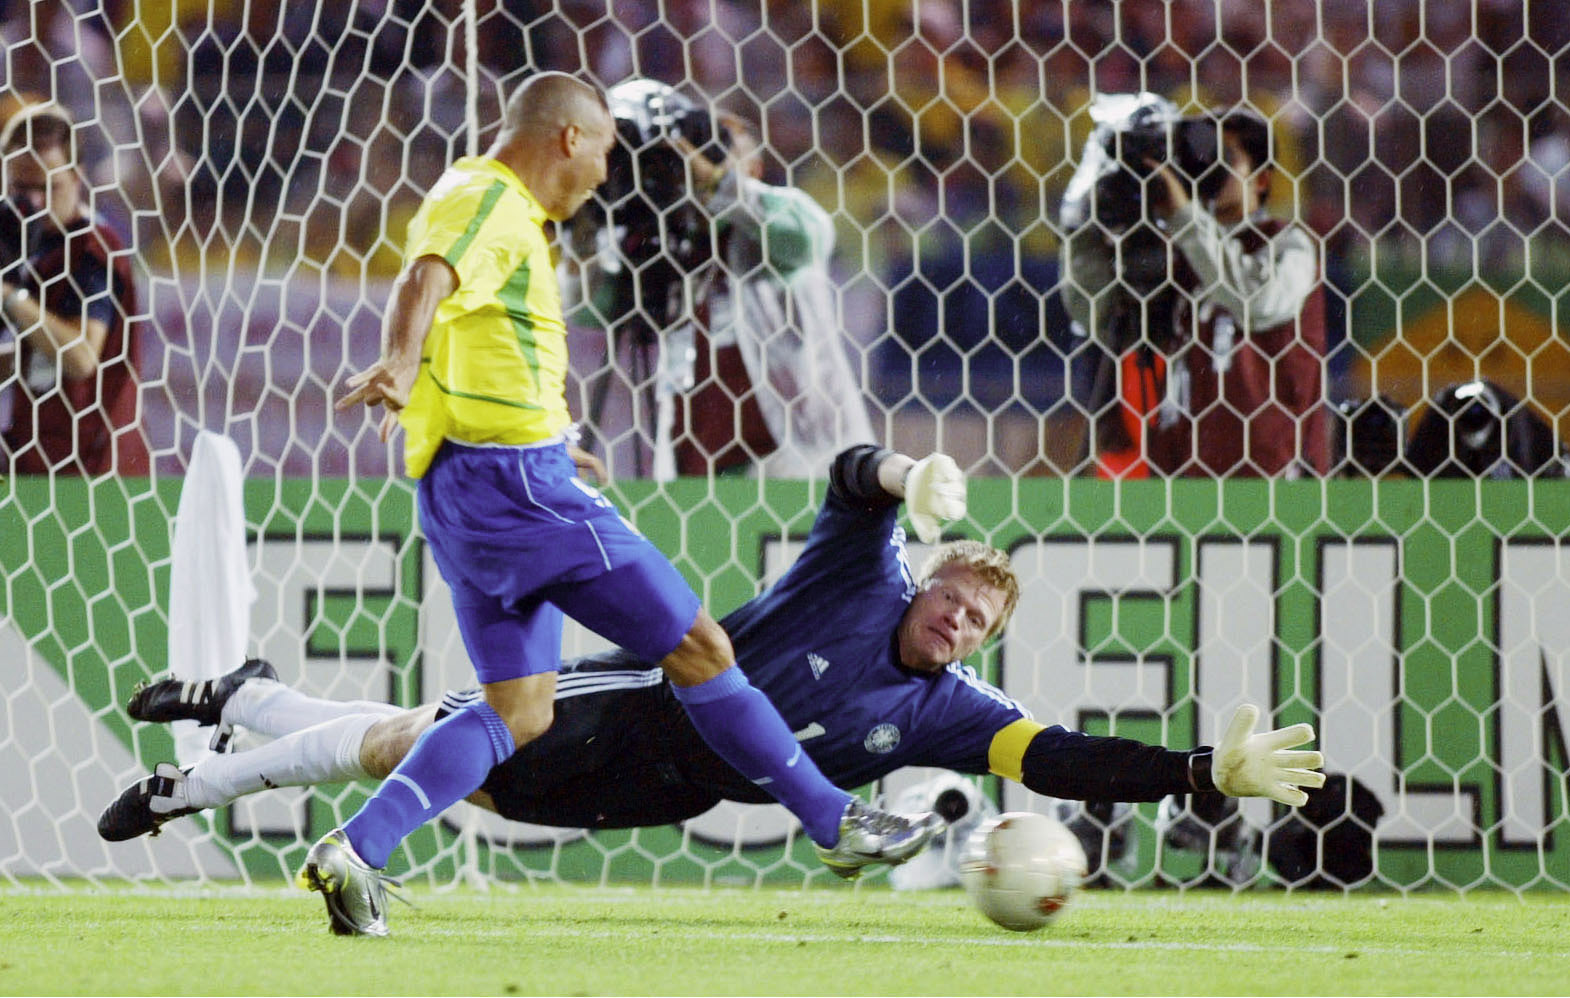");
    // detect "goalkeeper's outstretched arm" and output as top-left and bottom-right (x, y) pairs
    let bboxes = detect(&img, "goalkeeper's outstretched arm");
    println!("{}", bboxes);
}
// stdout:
(987, 705), (1325, 807)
